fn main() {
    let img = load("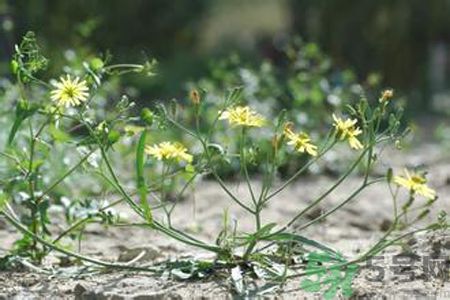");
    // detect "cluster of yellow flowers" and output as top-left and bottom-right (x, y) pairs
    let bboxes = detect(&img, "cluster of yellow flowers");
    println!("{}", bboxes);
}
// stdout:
(394, 169), (436, 200)
(145, 141), (193, 163)
(50, 80), (436, 200)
